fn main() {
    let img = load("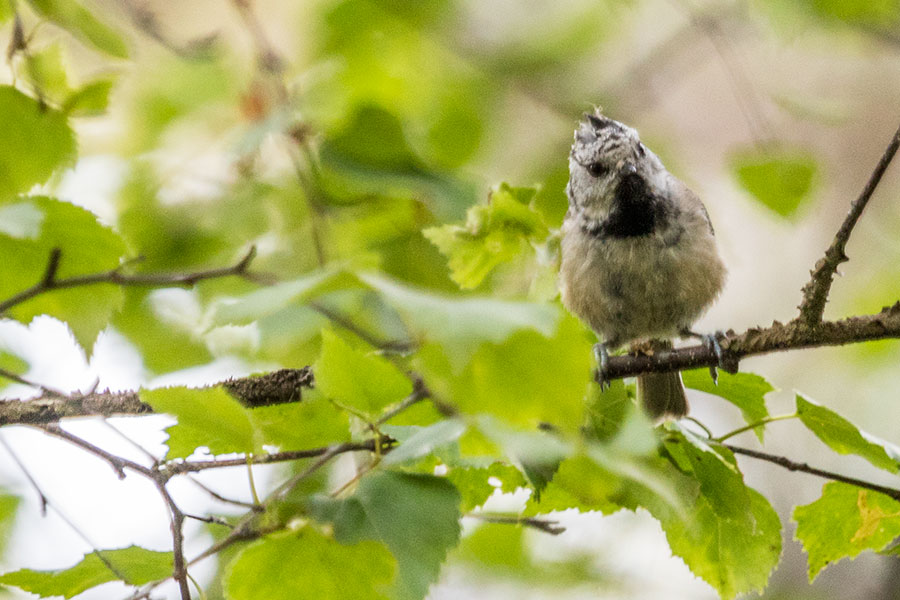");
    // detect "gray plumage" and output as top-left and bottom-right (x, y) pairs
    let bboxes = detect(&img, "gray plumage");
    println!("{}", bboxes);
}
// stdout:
(560, 110), (726, 419)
